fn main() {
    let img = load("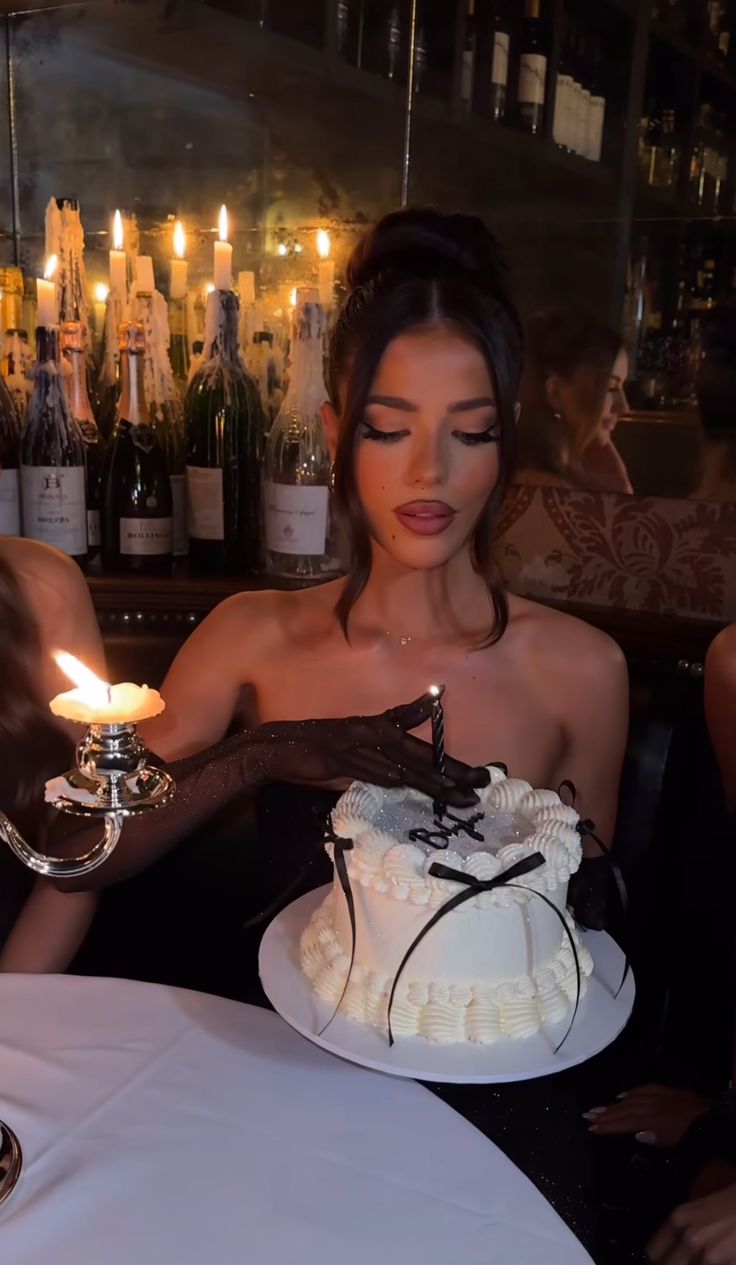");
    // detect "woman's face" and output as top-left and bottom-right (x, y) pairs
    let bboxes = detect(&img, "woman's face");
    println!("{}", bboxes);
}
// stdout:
(328, 325), (501, 571)
(551, 346), (629, 451)
(599, 347), (629, 436)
